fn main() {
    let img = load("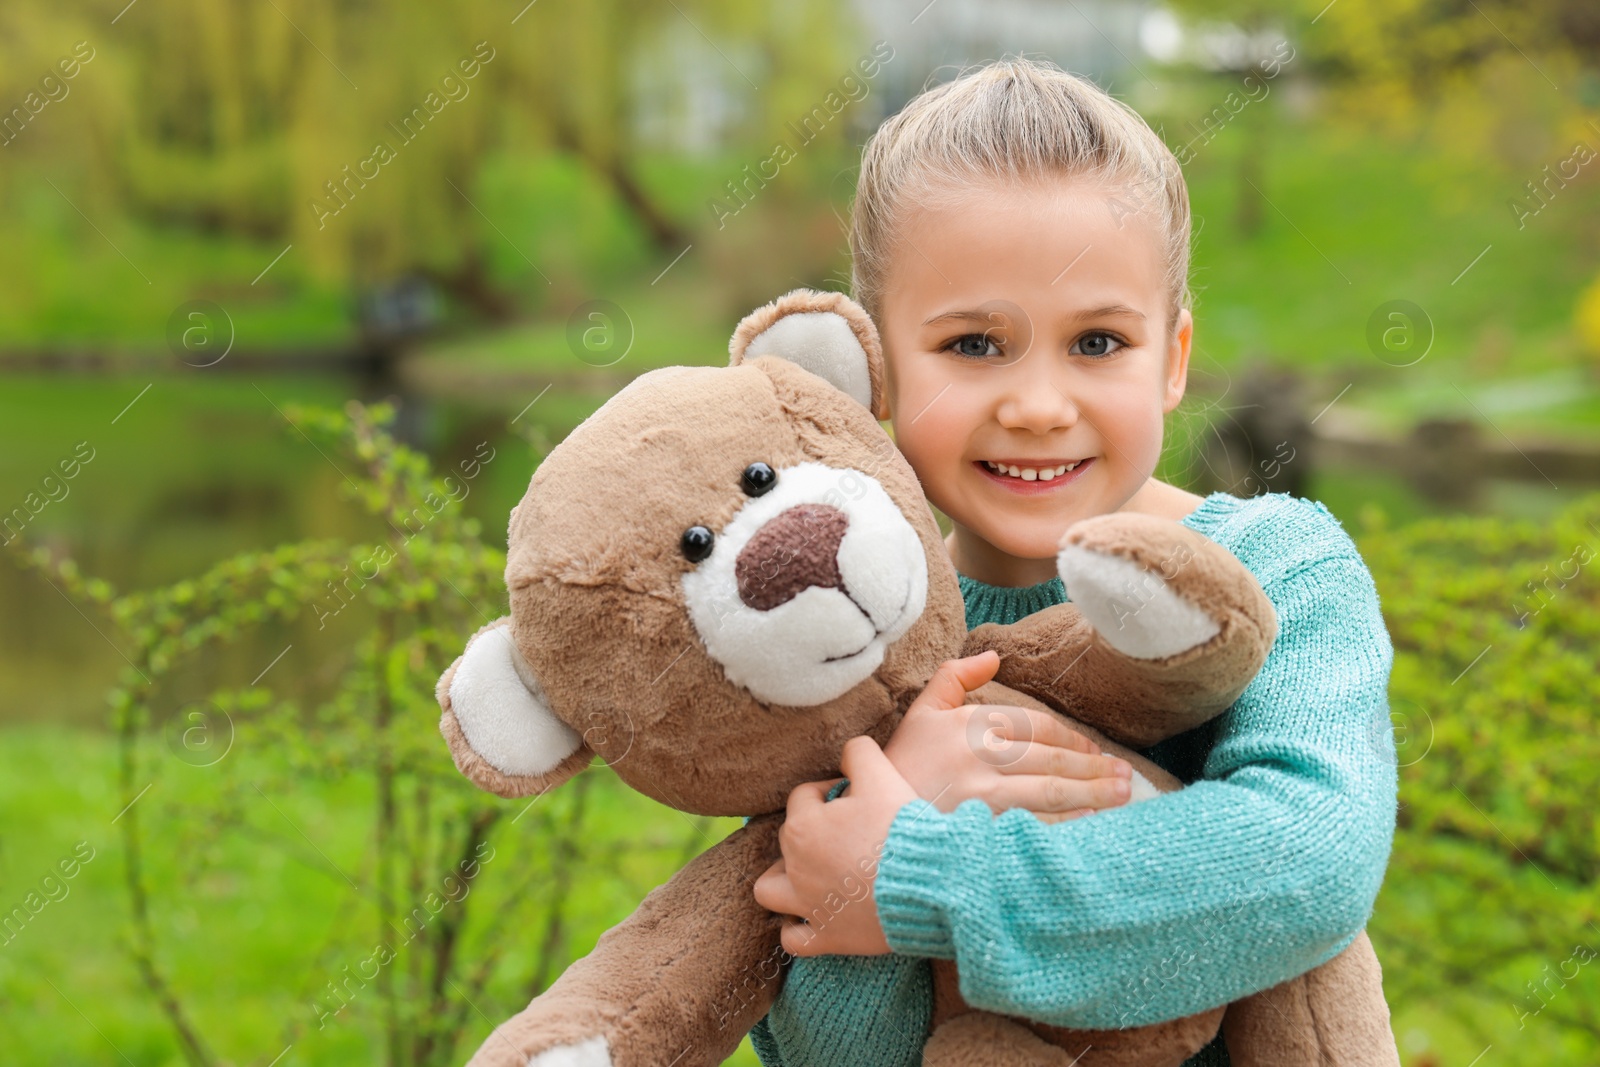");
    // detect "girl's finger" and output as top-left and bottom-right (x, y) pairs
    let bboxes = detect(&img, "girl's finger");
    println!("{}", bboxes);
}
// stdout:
(975, 704), (1102, 755)
(785, 777), (846, 821)
(980, 772), (1132, 815)
(907, 652), (1000, 715)
(995, 745), (1131, 783)
(779, 917), (823, 957)
(1017, 708), (1104, 755)
(839, 734), (903, 794)
(753, 865), (807, 918)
